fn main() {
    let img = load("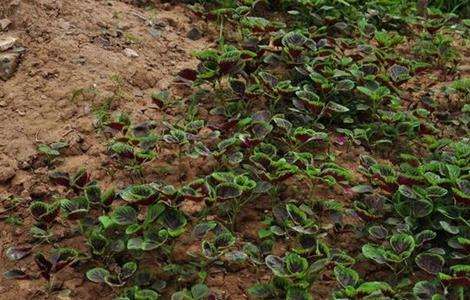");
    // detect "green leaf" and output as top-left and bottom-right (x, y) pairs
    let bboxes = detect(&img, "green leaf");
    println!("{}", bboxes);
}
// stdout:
(351, 184), (373, 194)
(30, 202), (47, 217)
(112, 206), (137, 225)
(286, 287), (313, 300)
(415, 253), (444, 274)
(214, 231), (235, 248)
(425, 186), (448, 198)
(445, 164), (460, 180)
(216, 183), (242, 199)
(397, 185), (416, 199)
(265, 255), (286, 277)
(247, 283), (275, 299)
(388, 64), (410, 82)
(127, 237), (144, 250)
(99, 215), (114, 228)
(121, 262), (137, 280)
(336, 79), (355, 91)
(439, 221), (459, 234)
(126, 224), (142, 235)
(161, 209), (187, 237)
(60, 197), (89, 220)
(334, 265), (359, 288)
(3, 269), (30, 280)
(89, 232), (108, 255)
(357, 86), (373, 97)
(356, 281), (393, 295)
(171, 291), (191, 300)
(120, 185), (157, 204)
(135, 289), (160, 300)
(396, 198), (433, 218)
(413, 281), (437, 300)
(37, 144), (60, 157)
(285, 252), (308, 276)
(327, 101), (349, 113)
(282, 31), (308, 49)
(415, 230), (437, 246)
(423, 172), (443, 185)
(191, 283), (210, 299)
(368, 225), (388, 240)
(450, 264), (470, 274)
(145, 202), (166, 225)
(362, 244), (386, 264)
(390, 234), (415, 256)
(85, 185), (102, 203)
(86, 268), (109, 283)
